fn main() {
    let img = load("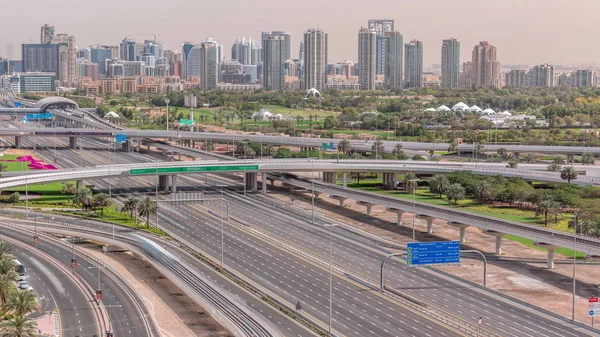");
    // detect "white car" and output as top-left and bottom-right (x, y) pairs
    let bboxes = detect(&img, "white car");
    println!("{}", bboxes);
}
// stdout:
(18, 281), (29, 290)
